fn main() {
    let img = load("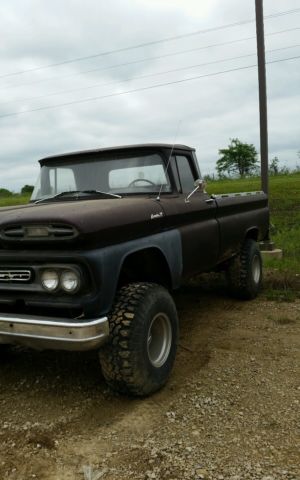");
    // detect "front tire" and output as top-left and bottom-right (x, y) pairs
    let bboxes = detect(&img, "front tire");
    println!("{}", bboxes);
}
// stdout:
(99, 283), (178, 396)
(0, 344), (12, 359)
(226, 238), (263, 300)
